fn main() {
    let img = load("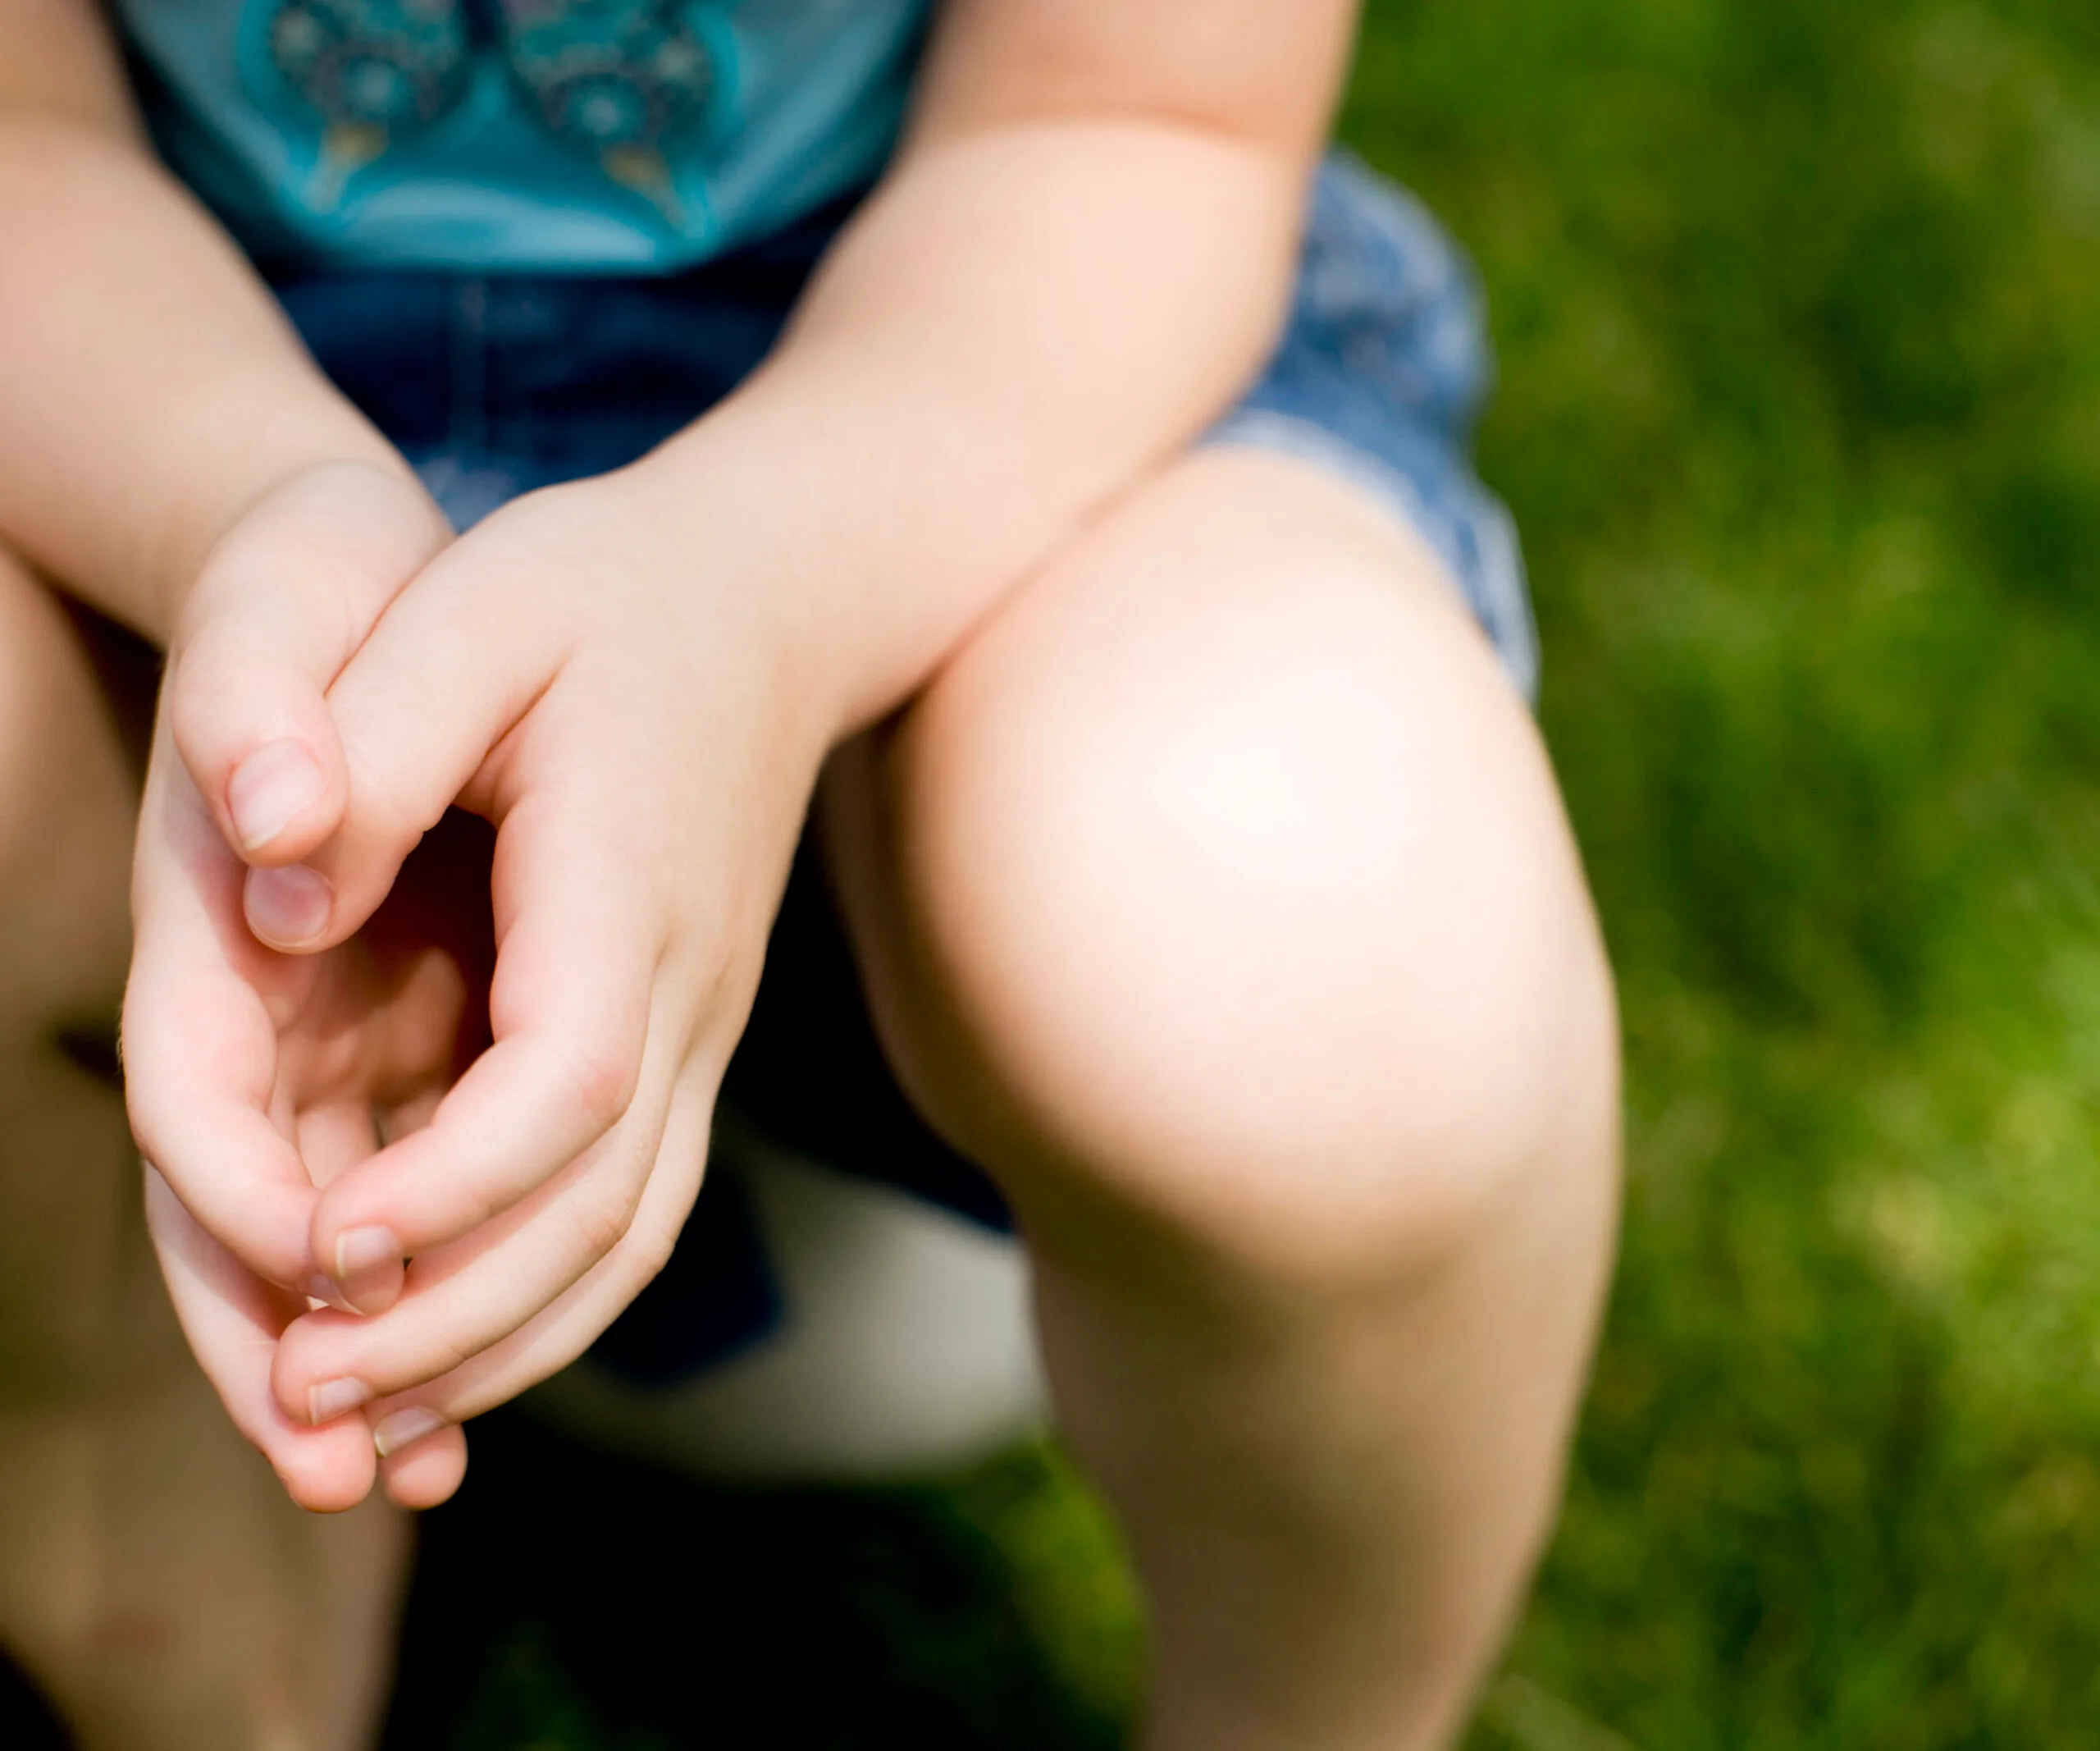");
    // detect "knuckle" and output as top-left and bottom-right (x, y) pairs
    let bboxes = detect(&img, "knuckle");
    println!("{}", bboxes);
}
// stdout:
(163, 648), (228, 766)
(567, 1187), (637, 1266)
(559, 1035), (641, 1136)
(445, 1184), (499, 1246)
(412, 1333), (477, 1389)
(121, 1071), (177, 1176)
(340, 761), (439, 866)
(413, 1158), (498, 1248)
(373, 1319), (477, 1394)
(128, 1113), (174, 1185)
(621, 1209), (679, 1291)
